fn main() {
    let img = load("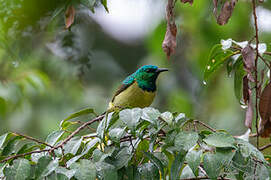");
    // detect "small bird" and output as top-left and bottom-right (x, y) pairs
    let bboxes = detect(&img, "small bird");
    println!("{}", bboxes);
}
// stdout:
(108, 65), (168, 112)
